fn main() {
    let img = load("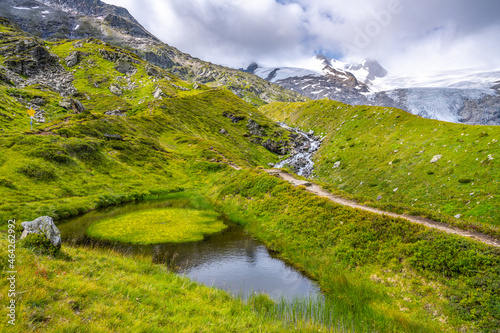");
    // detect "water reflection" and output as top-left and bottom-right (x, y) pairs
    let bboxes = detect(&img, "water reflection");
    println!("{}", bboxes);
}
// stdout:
(58, 199), (321, 300)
